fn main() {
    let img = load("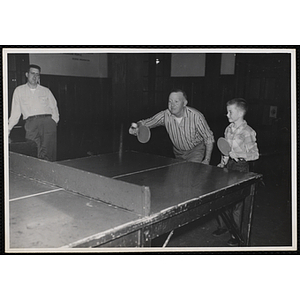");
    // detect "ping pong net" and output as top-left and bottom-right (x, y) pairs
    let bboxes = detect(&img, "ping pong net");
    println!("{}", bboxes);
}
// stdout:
(9, 152), (151, 217)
